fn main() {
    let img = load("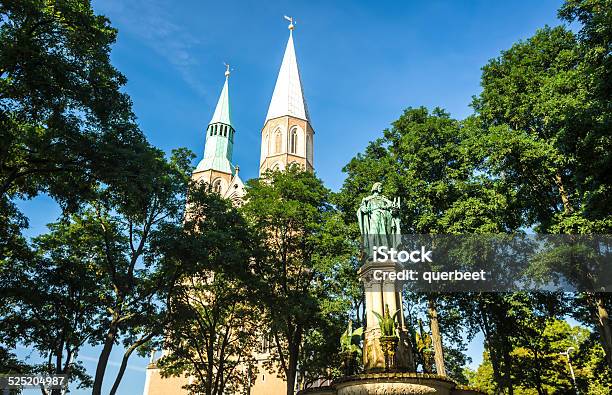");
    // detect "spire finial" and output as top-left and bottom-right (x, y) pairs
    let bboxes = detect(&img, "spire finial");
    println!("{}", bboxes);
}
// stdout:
(284, 15), (295, 31)
(224, 63), (230, 78)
